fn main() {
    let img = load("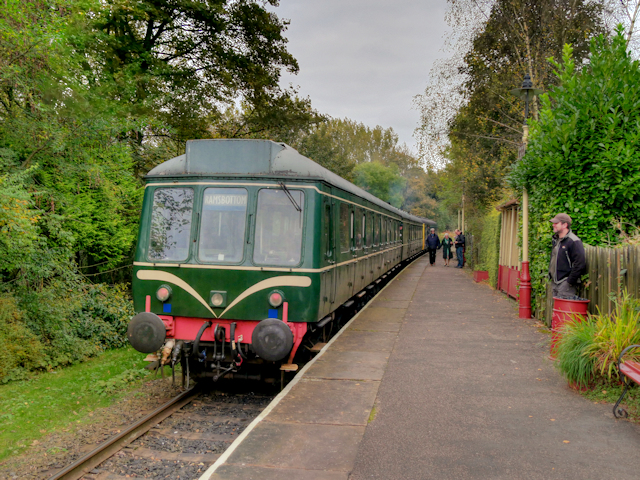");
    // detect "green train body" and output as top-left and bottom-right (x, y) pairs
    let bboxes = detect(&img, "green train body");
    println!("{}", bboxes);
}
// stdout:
(128, 140), (435, 381)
